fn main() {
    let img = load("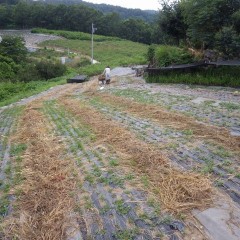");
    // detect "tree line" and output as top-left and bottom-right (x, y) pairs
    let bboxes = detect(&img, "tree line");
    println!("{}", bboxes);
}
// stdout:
(156, 0), (240, 58)
(0, 0), (153, 44)
(0, 0), (240, 57)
